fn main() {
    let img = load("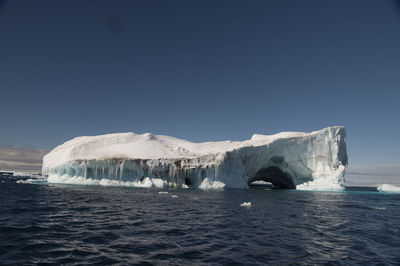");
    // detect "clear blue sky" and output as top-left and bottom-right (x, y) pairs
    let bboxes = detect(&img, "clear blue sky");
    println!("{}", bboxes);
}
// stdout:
(0, 0), (399, 165)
